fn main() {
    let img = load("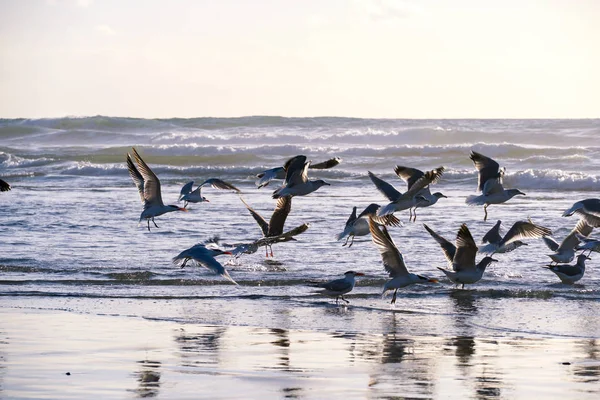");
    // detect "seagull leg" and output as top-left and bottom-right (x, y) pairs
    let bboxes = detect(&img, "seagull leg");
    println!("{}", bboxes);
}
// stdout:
(391, 289), (398, 304)
(461, 283), (465, 289)
(270, 245), (274, 257)
(341, 295), (350, 304)
(409, 208), (413, 221)
(348, 236), (355, 248)
(181, 258), (189, 268)
(483, 205), (488, 221)
(342, 236), (350, 247)
(412, 209), (418, 222)
(152, 218), (159, 228)
(147, 219), (151, 231)
(265, 246), (269, 258)
(335, 296), (339, 305)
